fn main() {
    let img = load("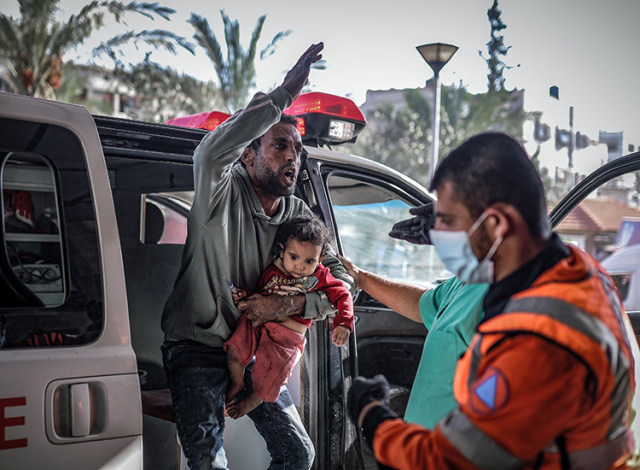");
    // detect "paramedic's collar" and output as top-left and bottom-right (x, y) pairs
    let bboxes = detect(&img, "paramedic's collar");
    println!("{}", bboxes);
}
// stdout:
(481, 233), (570, 324)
